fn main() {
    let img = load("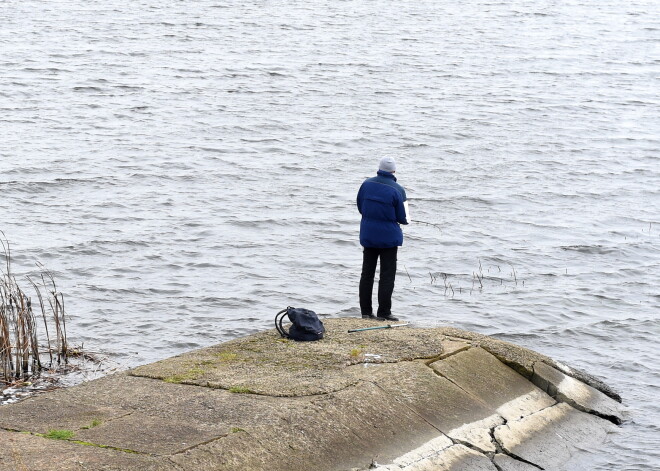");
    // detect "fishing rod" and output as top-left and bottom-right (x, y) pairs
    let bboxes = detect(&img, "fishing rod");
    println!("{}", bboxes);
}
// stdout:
(411, 219), (441, 231)
(348, 323), (410, 333)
